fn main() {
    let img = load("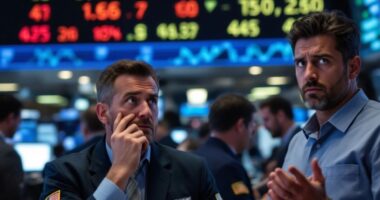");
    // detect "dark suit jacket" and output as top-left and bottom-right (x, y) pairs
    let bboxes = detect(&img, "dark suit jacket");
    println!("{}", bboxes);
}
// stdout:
(195, 138), (254, 200)
(0, 140), (24, 200)
(40, 137), (220, 200)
